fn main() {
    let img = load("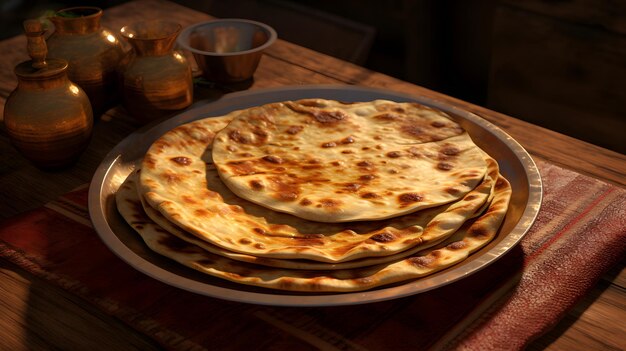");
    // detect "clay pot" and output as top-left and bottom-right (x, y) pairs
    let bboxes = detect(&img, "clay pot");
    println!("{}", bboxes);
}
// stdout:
(47, 7), (125, 116)
(118, 20), (193, 124)
(4, 20), (93, 169)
